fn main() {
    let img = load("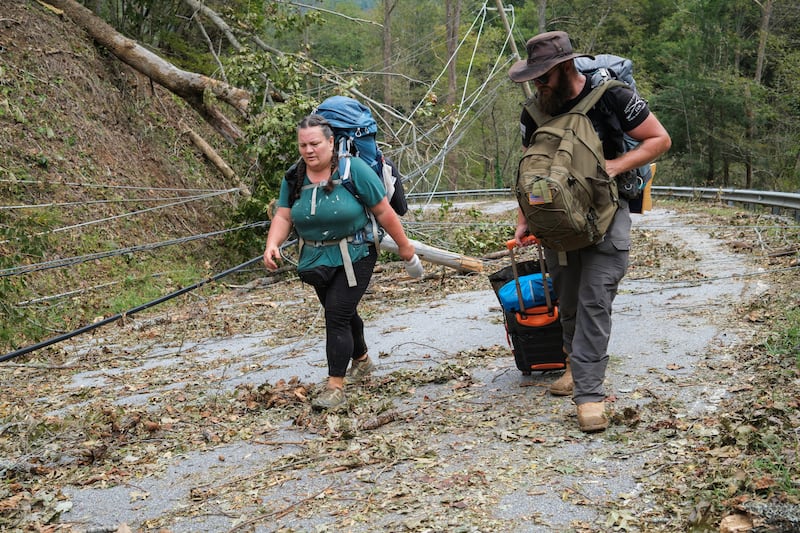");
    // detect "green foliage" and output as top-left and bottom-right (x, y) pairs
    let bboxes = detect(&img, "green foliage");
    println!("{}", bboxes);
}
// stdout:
(765, 307), (800, 368)
(91, 1), (200, 65)
(374, 0), (447, 114)
(260, 1), (323, 42)
(412, 202), (510, 257)
(225, 94), (317, 256)
(508, 0), (800, 190)
(0, 211), (56, 349)
(158, 27), (218, 75)
(243, 95), (316, 193)
(307, 1), (380, 70)
(78, 0), (800, 192)
(450, 222), (508, 257)
(437, 199), (453, 219)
